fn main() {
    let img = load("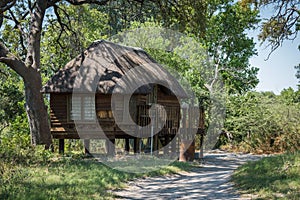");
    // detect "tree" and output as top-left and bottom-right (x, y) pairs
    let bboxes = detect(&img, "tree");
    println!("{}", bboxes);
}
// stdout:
(204, 1), (260, 94)
(96, 0), (159, 35)
(242, 0), (299, 53)
(112, 0), (260, 94)
(153, 0), (207, 37)
(41, 3), (110, 77)
(0, 0), (145, 147)
(0, 1), (53, 146)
